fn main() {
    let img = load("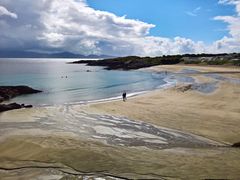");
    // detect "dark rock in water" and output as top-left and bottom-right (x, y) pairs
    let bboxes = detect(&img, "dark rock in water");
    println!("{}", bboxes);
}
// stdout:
(0, 86), (42, 102)
(0, 86), (41, 112)
(232, 142), (240, 148)
(0, 103), (22, 112)
(24, 105), (33, 108)
(0, 103), (33, 112)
